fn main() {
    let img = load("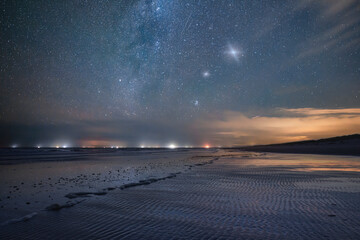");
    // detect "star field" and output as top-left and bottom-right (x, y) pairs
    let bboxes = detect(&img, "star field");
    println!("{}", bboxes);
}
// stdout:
(0, 0), (359, 147)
